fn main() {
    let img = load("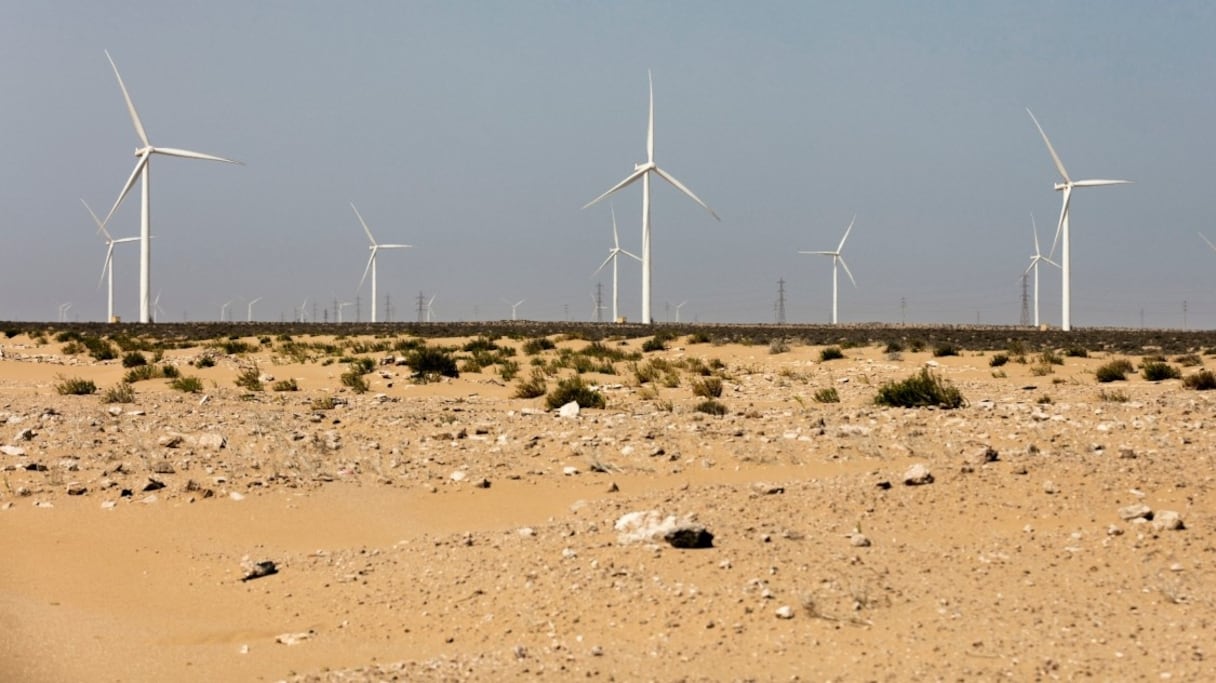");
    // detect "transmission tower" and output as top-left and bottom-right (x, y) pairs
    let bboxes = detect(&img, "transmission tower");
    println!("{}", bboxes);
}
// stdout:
(776, 278), (787, 324)
(384, 293), (391, 323)
(417, 291), (427, 323)
(356, 296), (361, 323)
(1019, 273), (1030, 326)
(595, 283), (605, 323)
